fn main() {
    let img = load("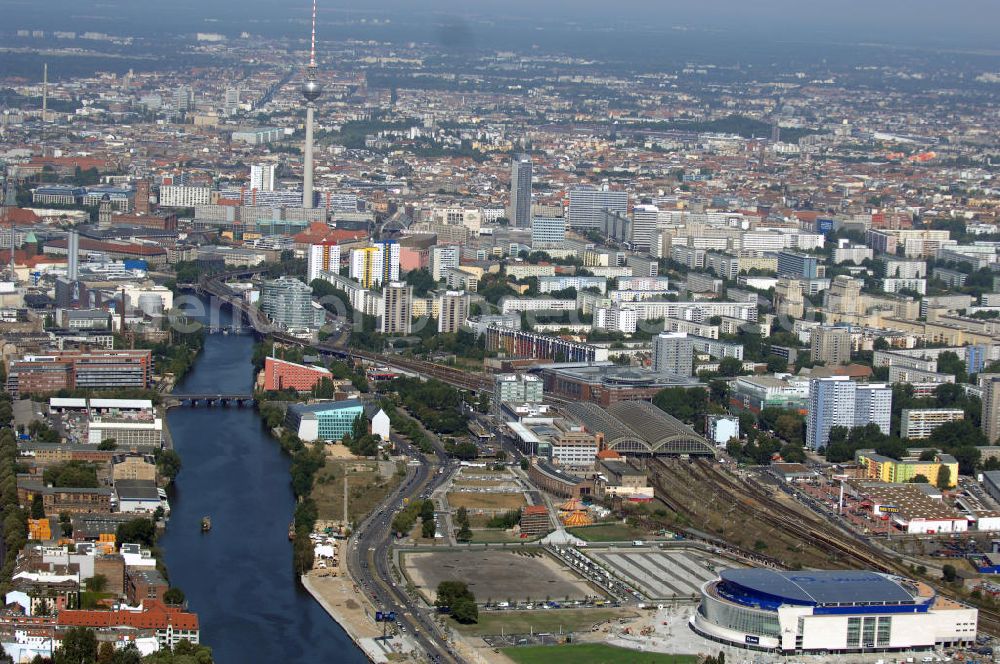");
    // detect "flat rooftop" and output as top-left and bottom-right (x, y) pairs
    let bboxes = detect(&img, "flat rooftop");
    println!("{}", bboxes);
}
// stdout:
(721, 569), (915, 606)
